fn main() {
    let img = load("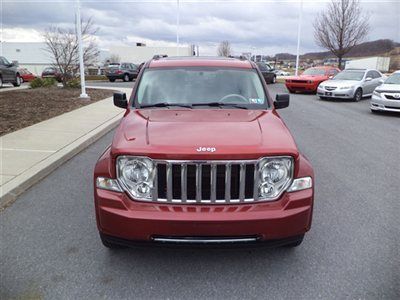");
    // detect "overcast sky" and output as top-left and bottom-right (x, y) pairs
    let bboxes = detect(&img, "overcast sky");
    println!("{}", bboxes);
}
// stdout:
(2, 0), (399, 56)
